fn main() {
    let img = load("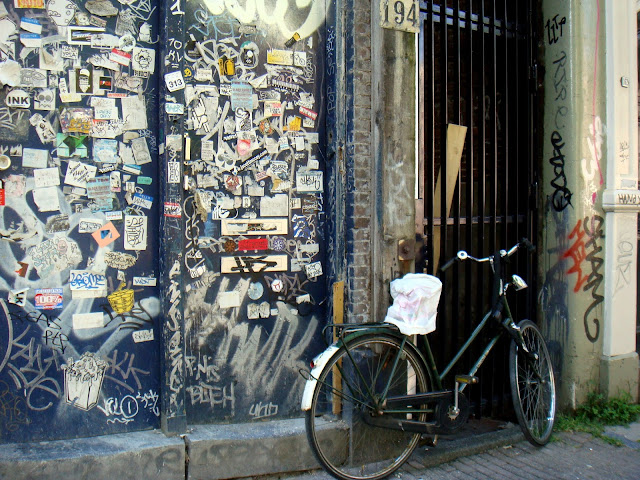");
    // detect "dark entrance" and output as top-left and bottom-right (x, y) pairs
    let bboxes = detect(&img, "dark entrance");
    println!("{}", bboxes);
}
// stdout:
(416, 0), (538, 416)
